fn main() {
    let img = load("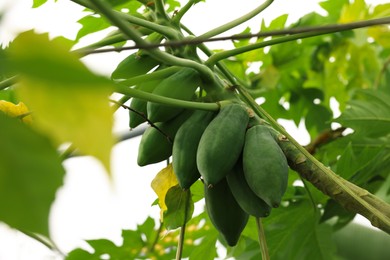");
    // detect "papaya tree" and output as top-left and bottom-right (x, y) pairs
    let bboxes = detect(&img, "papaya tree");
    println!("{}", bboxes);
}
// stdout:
(1, 0), (390, 259)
